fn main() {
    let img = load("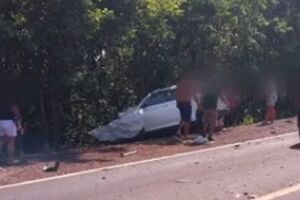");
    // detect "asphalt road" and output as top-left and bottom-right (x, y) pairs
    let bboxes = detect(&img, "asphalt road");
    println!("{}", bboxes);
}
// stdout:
(276, 191), (300, 200)
(1, 133), (300, 200)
